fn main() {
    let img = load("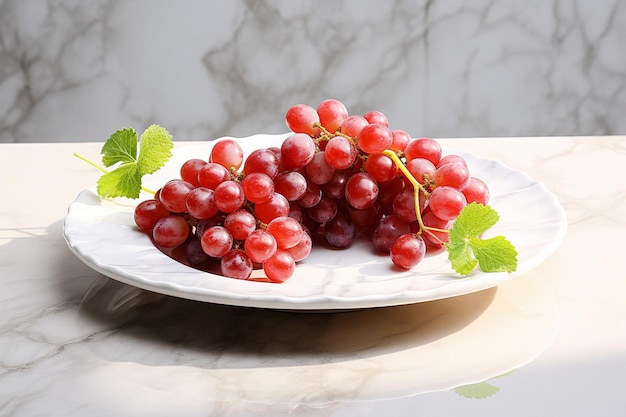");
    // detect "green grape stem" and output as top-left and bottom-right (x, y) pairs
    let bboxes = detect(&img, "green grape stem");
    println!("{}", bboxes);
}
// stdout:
(381, 150), (449, 240)
(73, 152), (157, 196)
